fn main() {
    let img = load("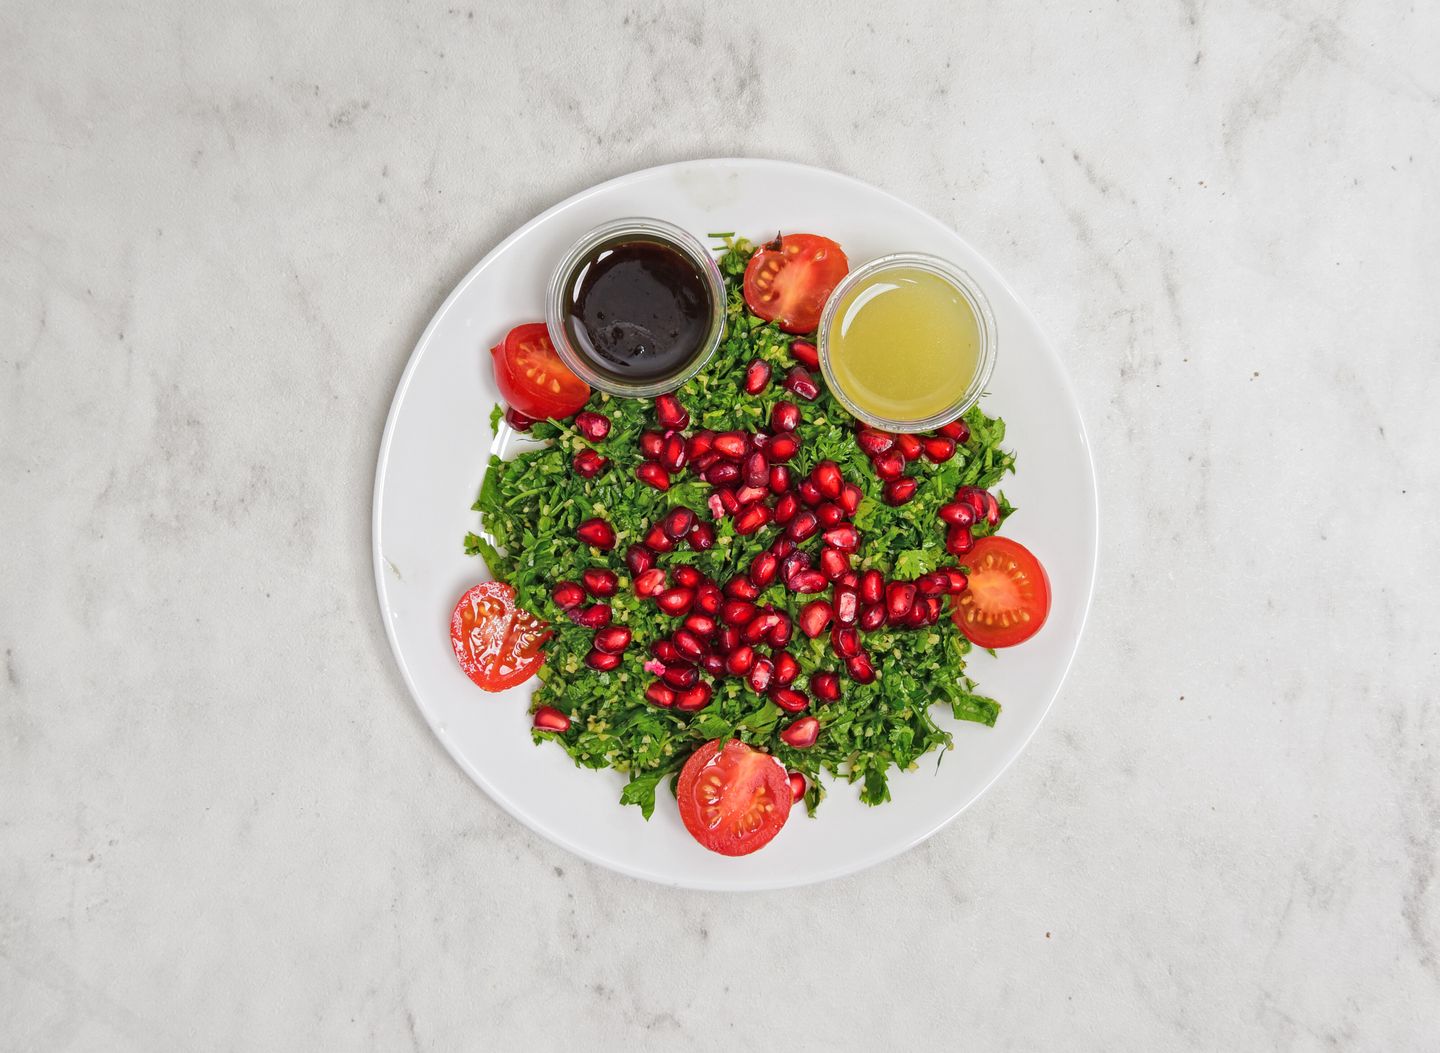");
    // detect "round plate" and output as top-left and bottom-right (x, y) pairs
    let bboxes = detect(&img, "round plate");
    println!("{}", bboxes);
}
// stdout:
(373, 159), (1097, 890)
